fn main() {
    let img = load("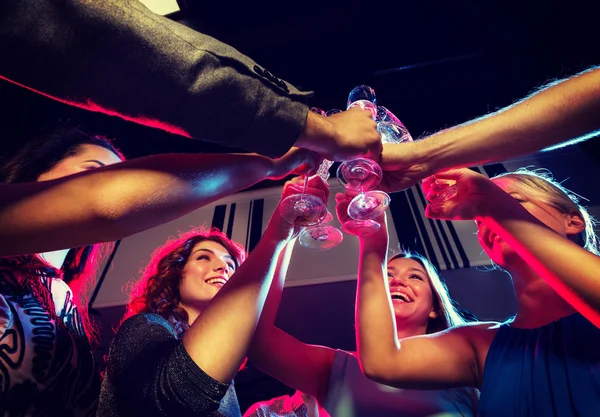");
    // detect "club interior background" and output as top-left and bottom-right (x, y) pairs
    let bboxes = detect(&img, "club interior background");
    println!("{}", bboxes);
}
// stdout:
(1, 0), (599, 411)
